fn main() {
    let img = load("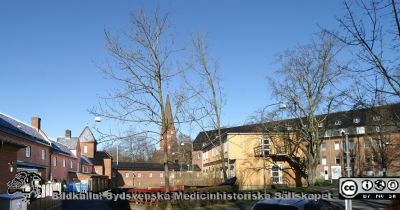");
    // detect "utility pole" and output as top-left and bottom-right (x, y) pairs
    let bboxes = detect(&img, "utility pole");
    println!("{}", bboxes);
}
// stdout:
(344, 132), (352, 210)
(262, 140), (266, 194)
